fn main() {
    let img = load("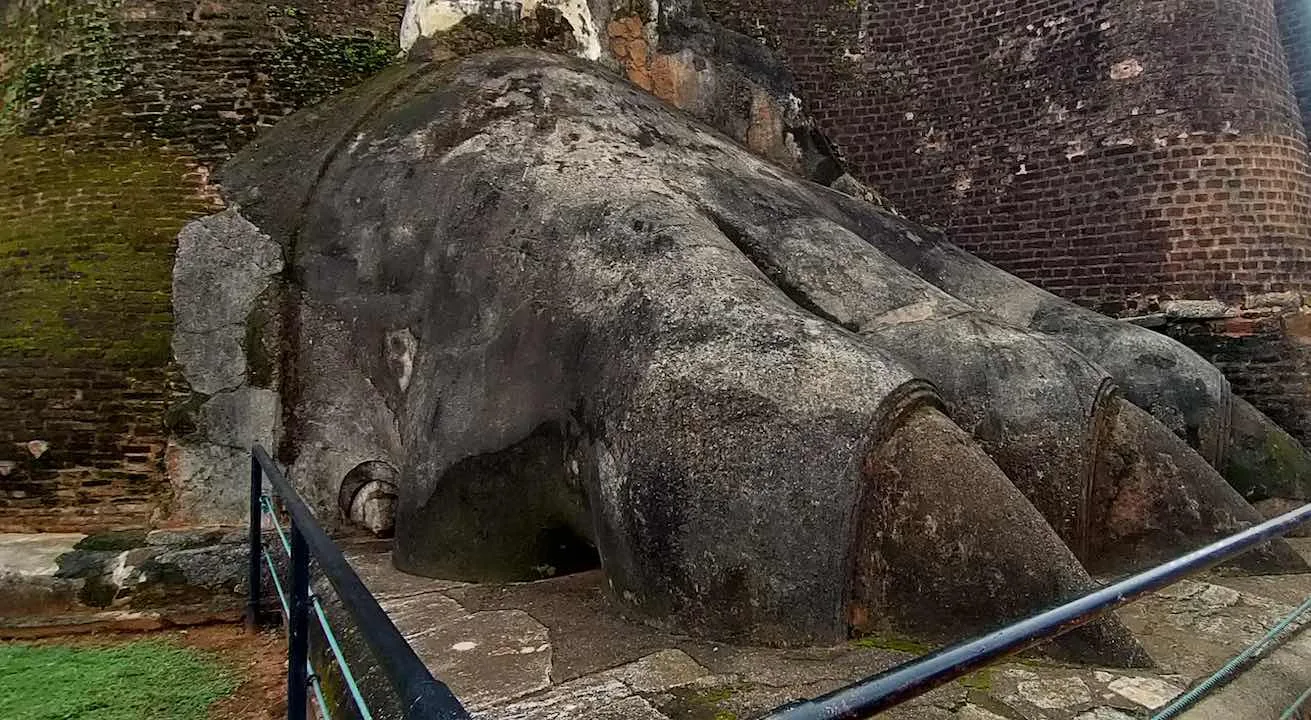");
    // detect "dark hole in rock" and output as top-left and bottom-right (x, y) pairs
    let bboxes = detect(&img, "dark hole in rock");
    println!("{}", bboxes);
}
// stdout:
(395, 420), (600, 583)
(534, 524), (601, 579)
